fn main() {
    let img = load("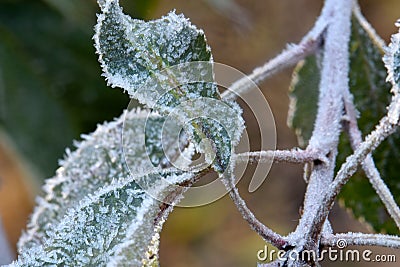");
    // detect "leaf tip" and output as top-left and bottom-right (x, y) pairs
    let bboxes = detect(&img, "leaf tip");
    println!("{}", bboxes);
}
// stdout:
(383, 20), (400, 91)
